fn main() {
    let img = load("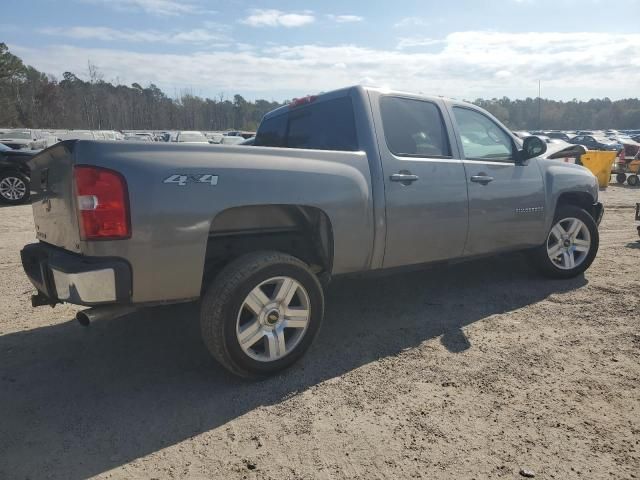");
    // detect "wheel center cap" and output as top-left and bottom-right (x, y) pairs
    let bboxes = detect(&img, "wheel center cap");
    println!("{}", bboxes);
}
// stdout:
(563, 239), (571, 248)
(266, 310), (280, 325)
